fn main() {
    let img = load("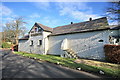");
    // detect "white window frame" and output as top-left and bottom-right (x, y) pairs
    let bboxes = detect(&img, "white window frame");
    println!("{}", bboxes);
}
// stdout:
(30, 40), (33, 46)
(38, 40), (42, 45)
